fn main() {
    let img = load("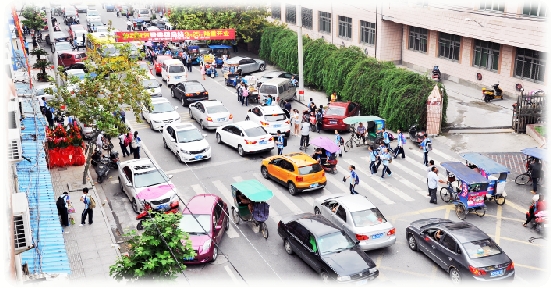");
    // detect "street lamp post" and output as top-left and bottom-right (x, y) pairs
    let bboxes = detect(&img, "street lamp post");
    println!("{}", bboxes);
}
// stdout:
(297, 5), (304, 102)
